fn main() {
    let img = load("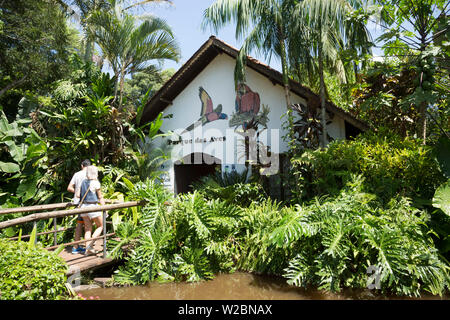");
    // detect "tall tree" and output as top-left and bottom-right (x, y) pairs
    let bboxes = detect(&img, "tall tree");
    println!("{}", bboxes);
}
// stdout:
(203, 0), (299, 142)
(375, 0), (450, 143)
(87, 2), (180, 109)
(0, 0), (72, 114)
(203, 0), (371, 149)
(58, 0), (173, 62)
(292, 0), (372, 147)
